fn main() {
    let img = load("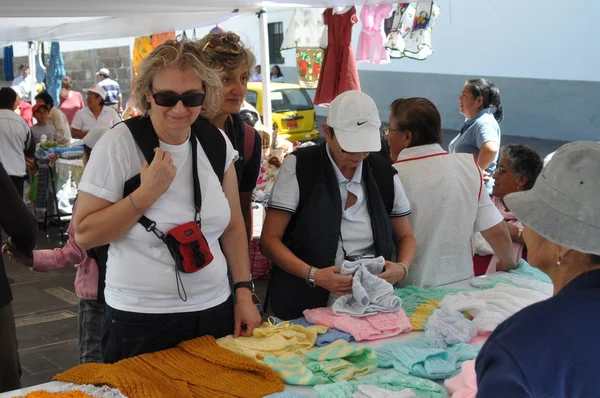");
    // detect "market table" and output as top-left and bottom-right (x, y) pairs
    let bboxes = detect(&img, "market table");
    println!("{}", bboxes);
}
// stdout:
(0, 275), (498, 398)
